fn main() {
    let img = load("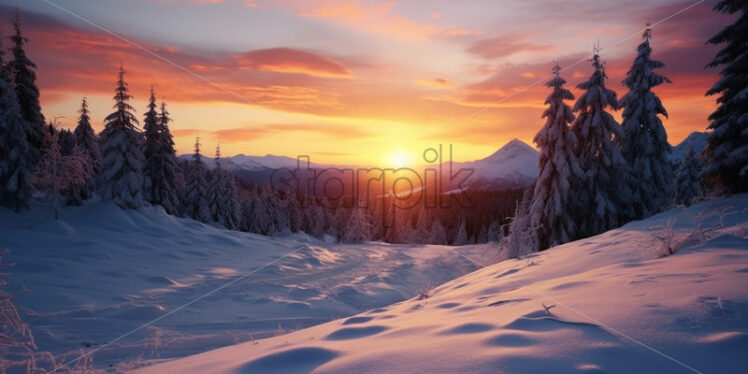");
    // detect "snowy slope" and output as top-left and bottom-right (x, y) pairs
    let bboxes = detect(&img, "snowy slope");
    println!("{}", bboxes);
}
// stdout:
(137, 195), (748, 374)
(0, 201), (487, 368)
